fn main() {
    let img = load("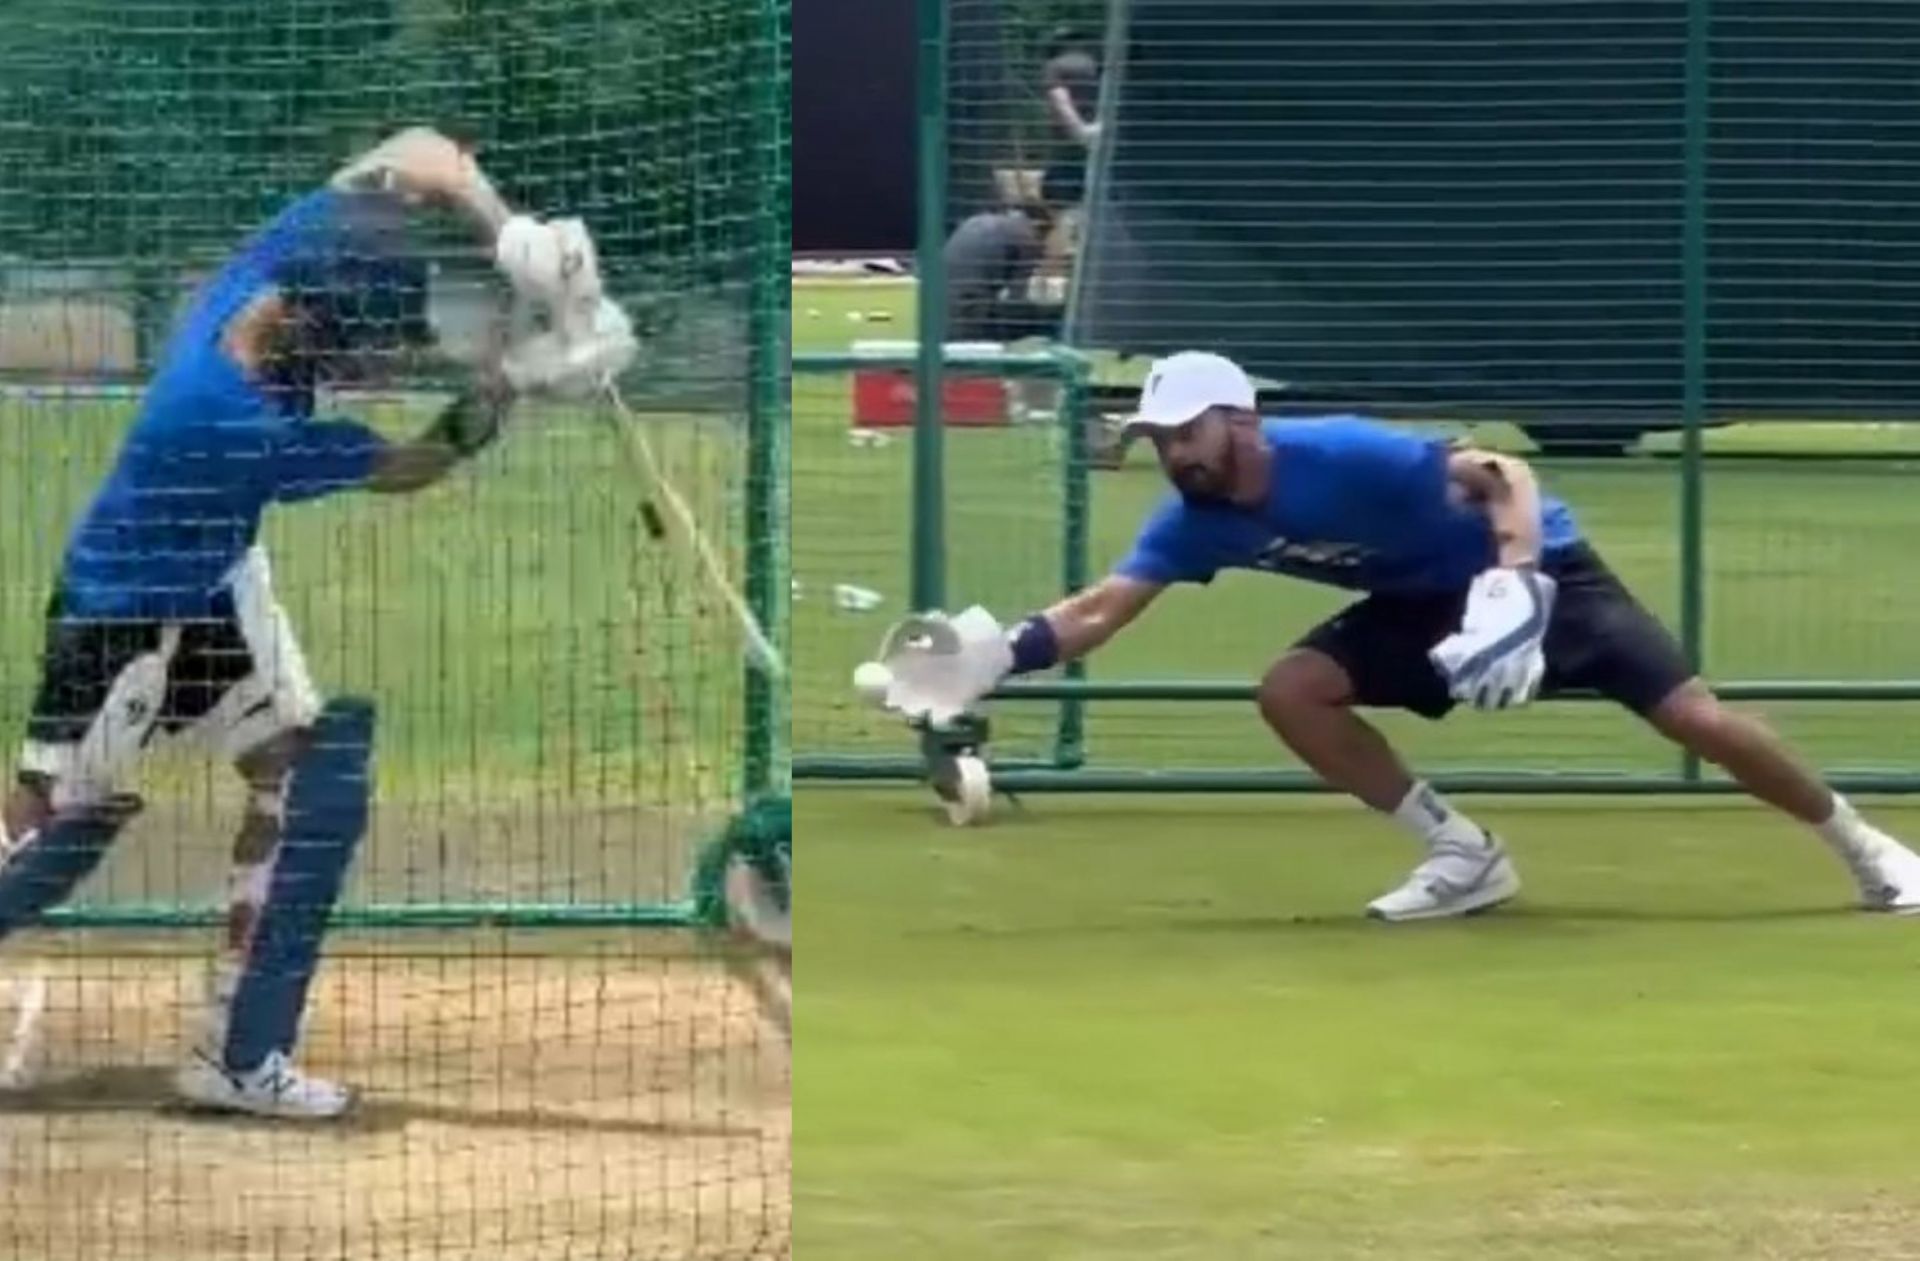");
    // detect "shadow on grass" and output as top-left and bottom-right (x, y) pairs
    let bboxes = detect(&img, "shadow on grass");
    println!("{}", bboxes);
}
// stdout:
(0, 1064), (766, 1140)
(923, 901), (1857, 942)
